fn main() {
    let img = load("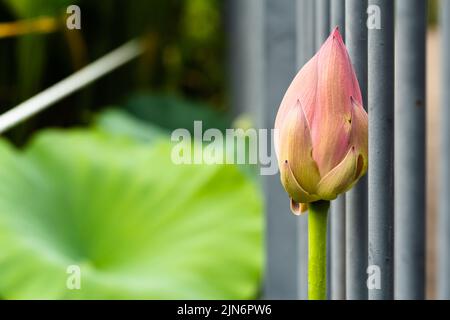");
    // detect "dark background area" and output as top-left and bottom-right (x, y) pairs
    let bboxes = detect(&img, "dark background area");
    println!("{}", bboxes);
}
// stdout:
(0, 0), (226, 144)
